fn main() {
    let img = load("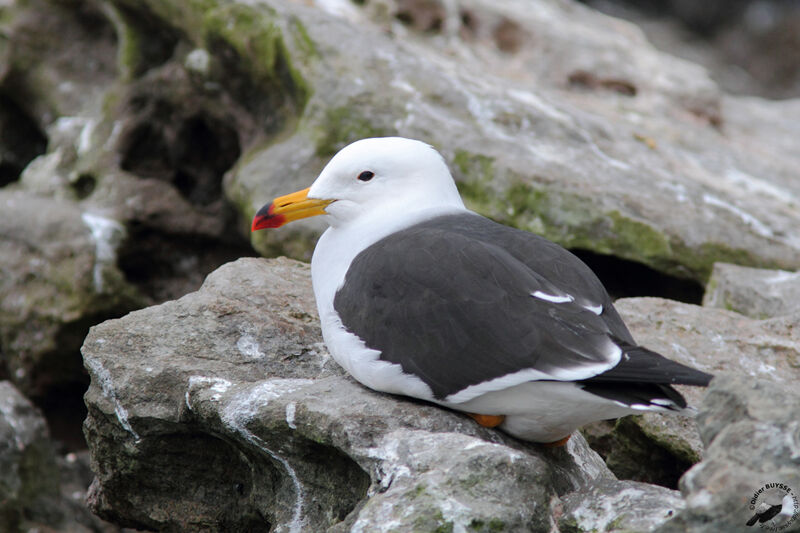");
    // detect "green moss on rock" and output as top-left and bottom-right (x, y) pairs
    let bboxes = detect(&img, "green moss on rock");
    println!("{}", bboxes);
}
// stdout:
(202, 3), (310, 106)
(453, 150), (497, 213)
(314, 106), (392, 157)
(634, 416), (702, 465)
(411, 509), (454, 533)
(202, 4), (281, 77)
(455, 162), (783, 284)
(289, 18), (318, 61)
(113, 1), (310, 112)
(607, 210), (672, 260)
(469, 517), (508, 532)
(671, 240), (784, 283)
